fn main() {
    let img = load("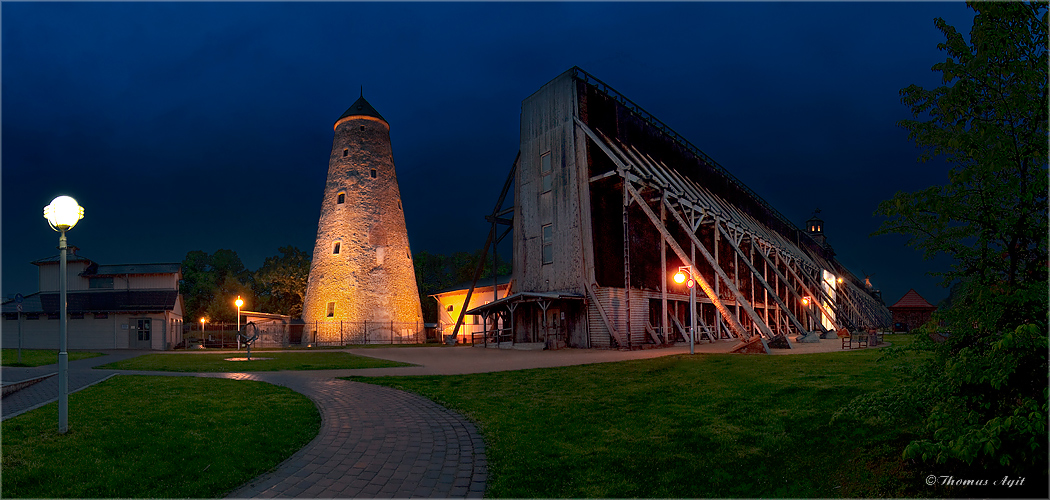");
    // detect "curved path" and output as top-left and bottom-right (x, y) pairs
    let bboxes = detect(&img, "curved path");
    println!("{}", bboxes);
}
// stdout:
(2, 338), (872, 498)
(3, 353), (487, 498)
